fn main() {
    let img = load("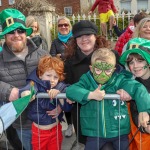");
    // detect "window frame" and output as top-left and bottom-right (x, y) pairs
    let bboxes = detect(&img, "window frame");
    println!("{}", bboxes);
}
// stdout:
(64, 7), (72, 16)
